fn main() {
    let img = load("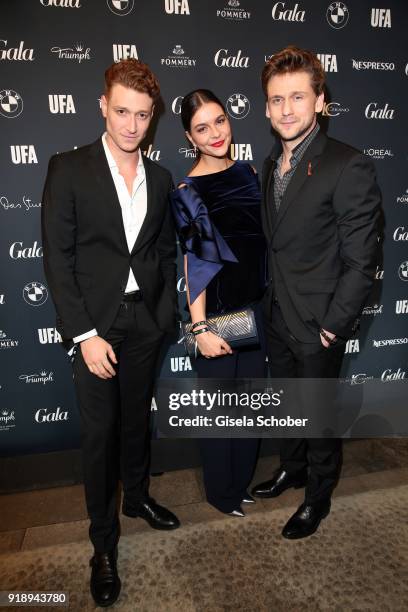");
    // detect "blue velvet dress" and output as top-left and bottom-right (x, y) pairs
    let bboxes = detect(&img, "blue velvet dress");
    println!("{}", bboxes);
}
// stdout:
(170, 161), (267, 513)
